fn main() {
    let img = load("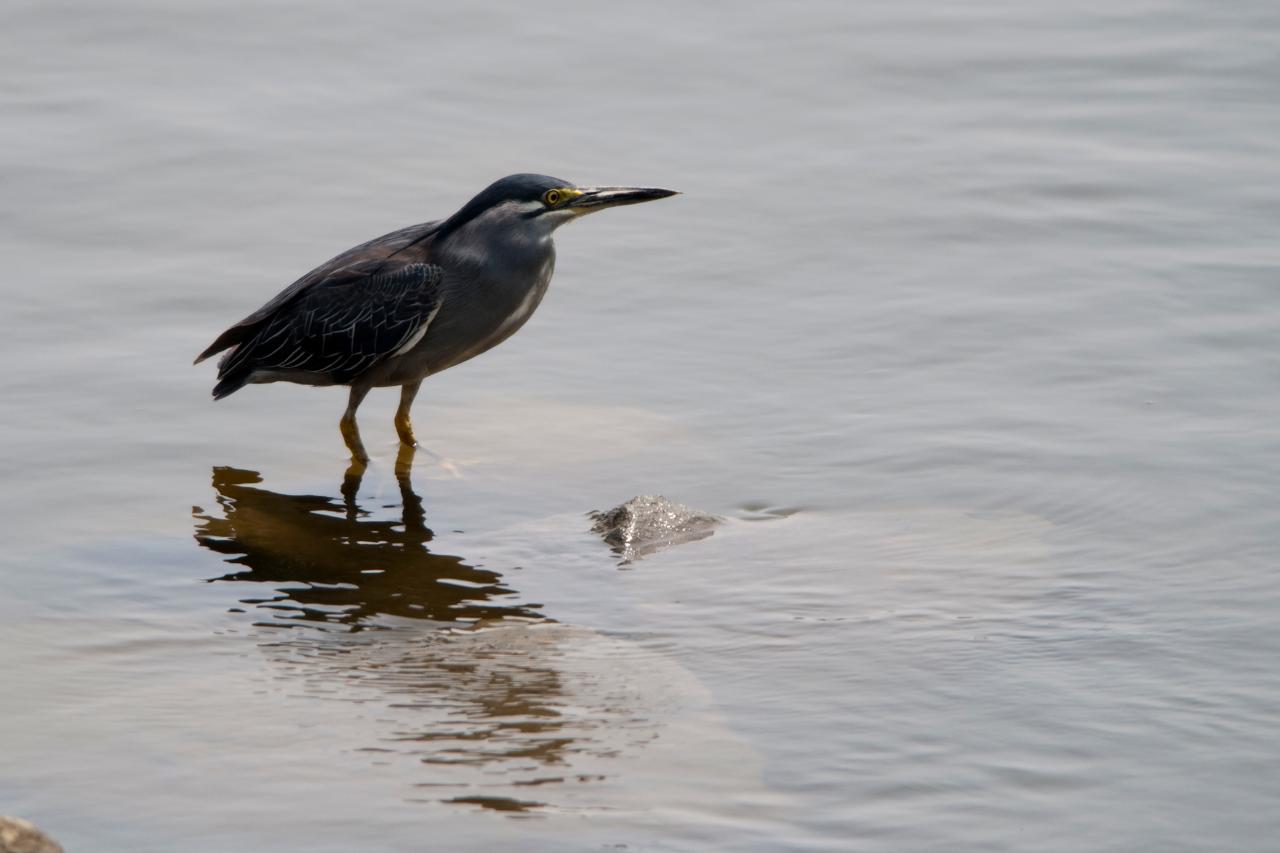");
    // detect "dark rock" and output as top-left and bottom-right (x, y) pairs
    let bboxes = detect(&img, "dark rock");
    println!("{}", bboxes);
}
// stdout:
(0, 818), (63, 853)
(590, 495), (721, 561)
